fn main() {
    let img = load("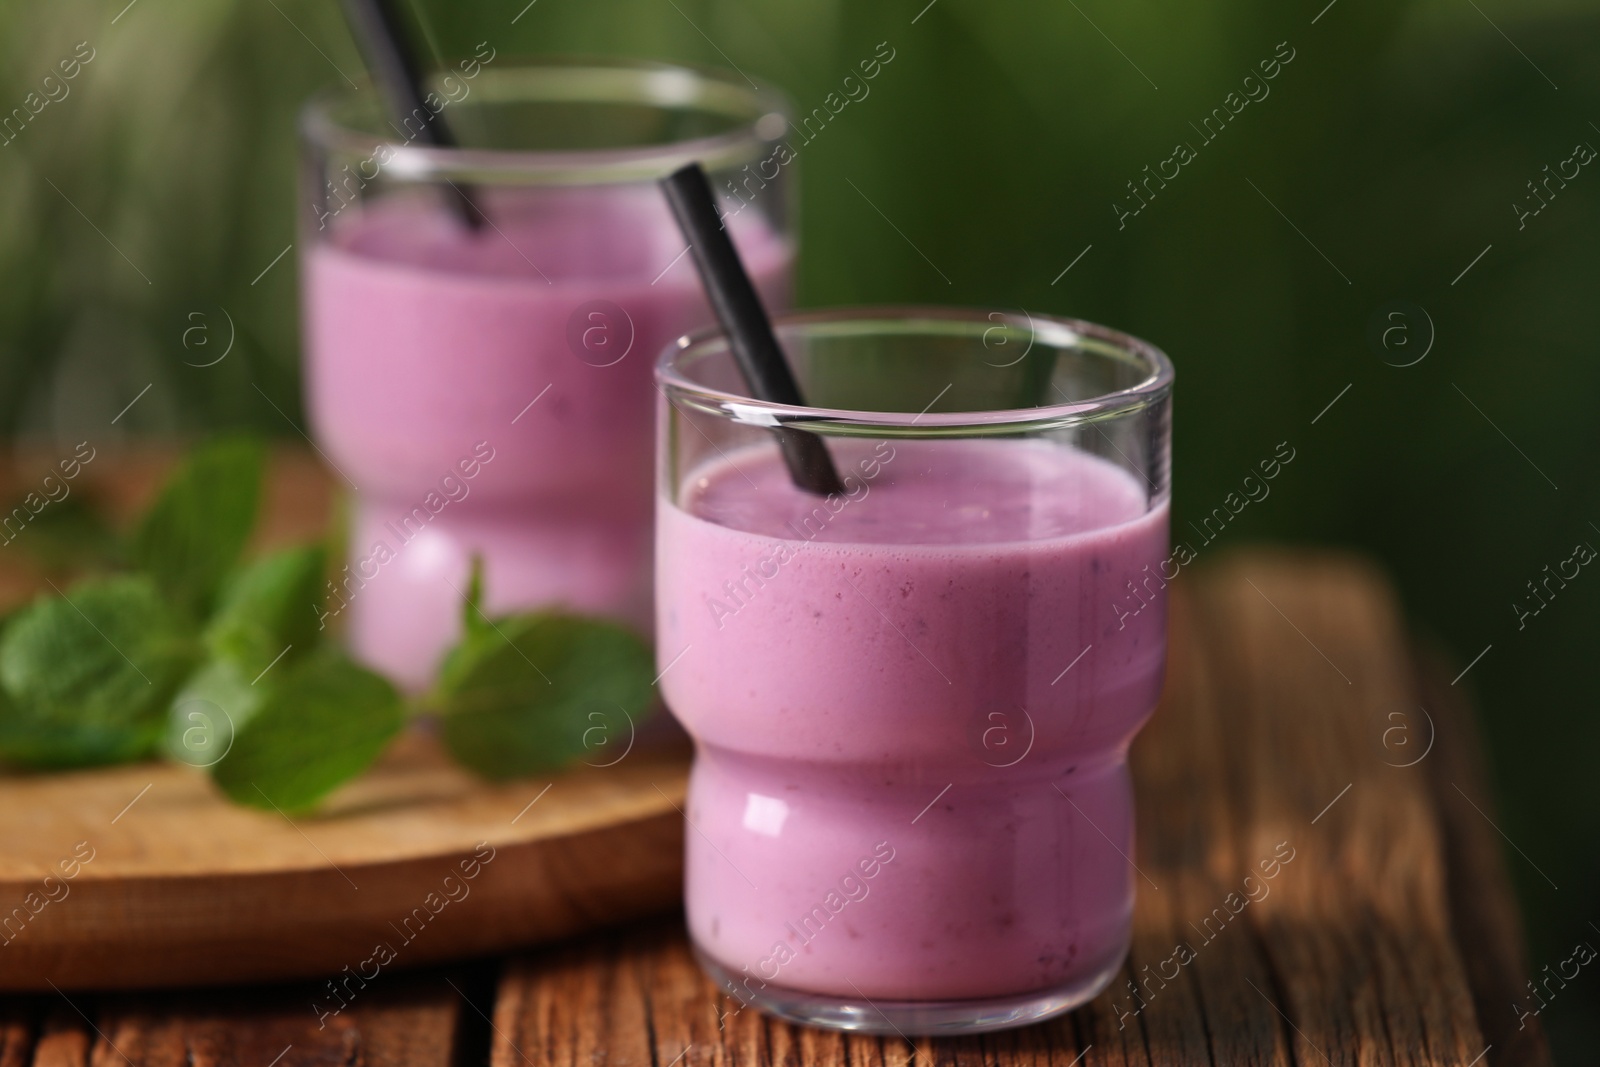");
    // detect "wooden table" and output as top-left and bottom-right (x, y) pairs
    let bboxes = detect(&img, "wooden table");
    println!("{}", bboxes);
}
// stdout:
(0, 519), (1552, 1066)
